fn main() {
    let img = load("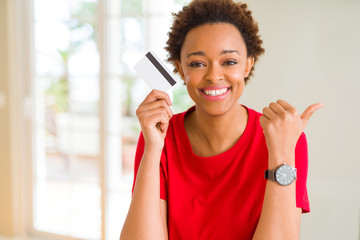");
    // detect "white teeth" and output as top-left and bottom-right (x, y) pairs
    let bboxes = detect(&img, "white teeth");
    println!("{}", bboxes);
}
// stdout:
(203, 88), (229, 96)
